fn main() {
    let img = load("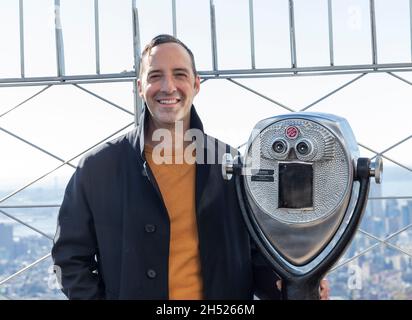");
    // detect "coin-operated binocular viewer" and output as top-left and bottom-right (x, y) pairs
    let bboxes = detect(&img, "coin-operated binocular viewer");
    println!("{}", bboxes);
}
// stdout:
(223, 113), (382, 300)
